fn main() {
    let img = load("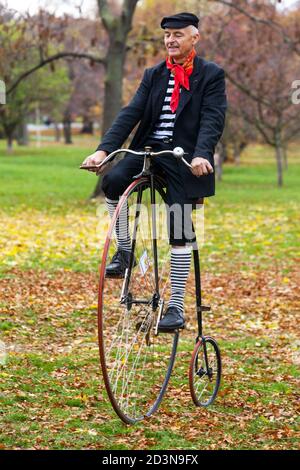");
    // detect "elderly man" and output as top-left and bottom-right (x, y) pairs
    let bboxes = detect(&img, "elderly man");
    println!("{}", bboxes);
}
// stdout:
(82, 12), (227, 331)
